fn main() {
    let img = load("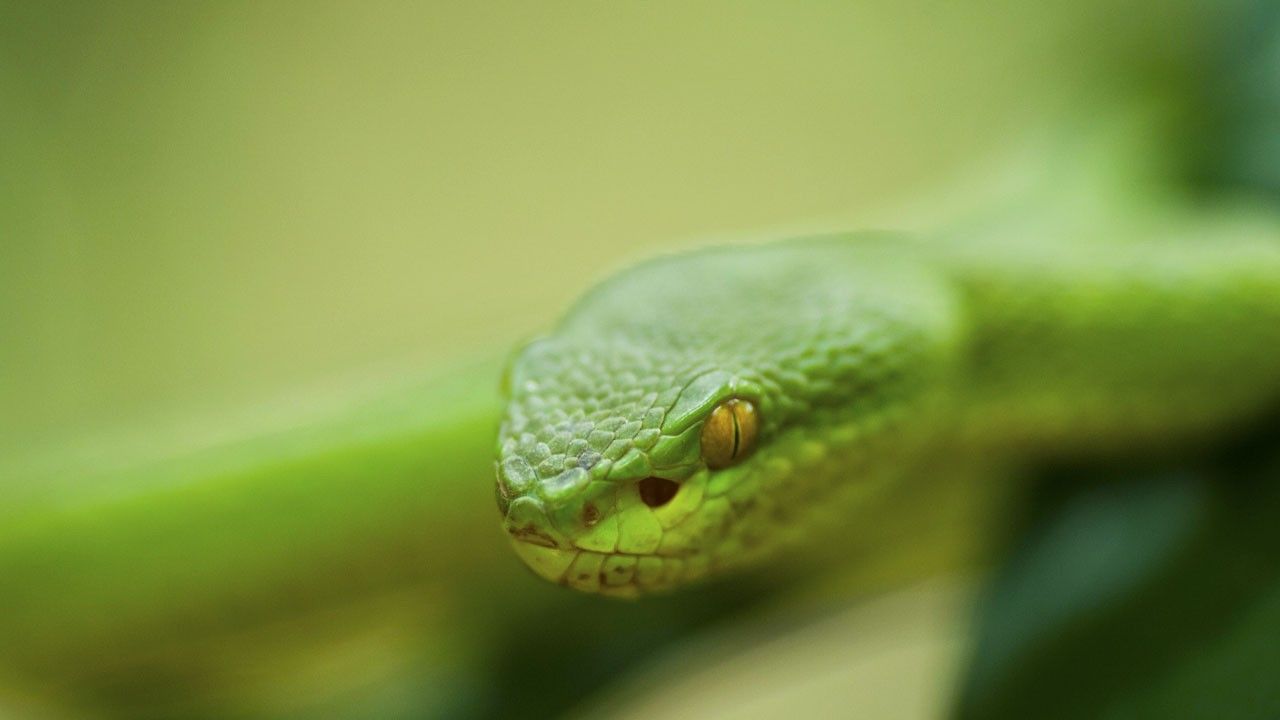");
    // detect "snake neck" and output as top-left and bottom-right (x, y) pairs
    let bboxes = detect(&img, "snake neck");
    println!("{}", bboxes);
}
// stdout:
(936, 222), (1280, 455)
